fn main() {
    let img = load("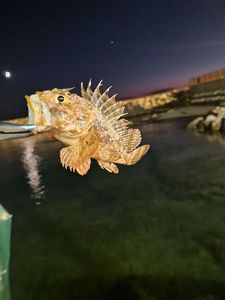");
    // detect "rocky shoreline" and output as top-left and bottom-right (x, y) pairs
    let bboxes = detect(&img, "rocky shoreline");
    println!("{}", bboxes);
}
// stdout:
(188, 106), (225, 132)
